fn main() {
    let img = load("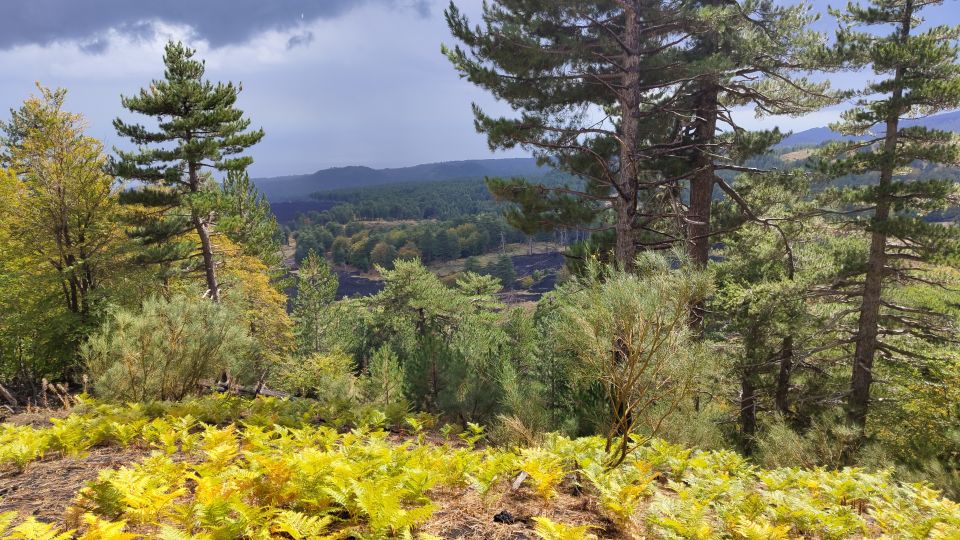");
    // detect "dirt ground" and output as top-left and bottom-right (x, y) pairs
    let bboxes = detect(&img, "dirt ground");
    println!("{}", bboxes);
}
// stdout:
(0, 446), (146, 524)
(1, 409), (69, 428)
(423, 479), (625, 540)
